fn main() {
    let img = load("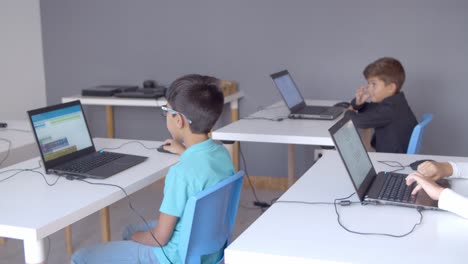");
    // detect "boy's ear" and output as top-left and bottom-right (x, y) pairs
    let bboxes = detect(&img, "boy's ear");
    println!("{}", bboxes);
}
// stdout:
(175, 114), (184, 129)
(387, 83), (397, 94)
